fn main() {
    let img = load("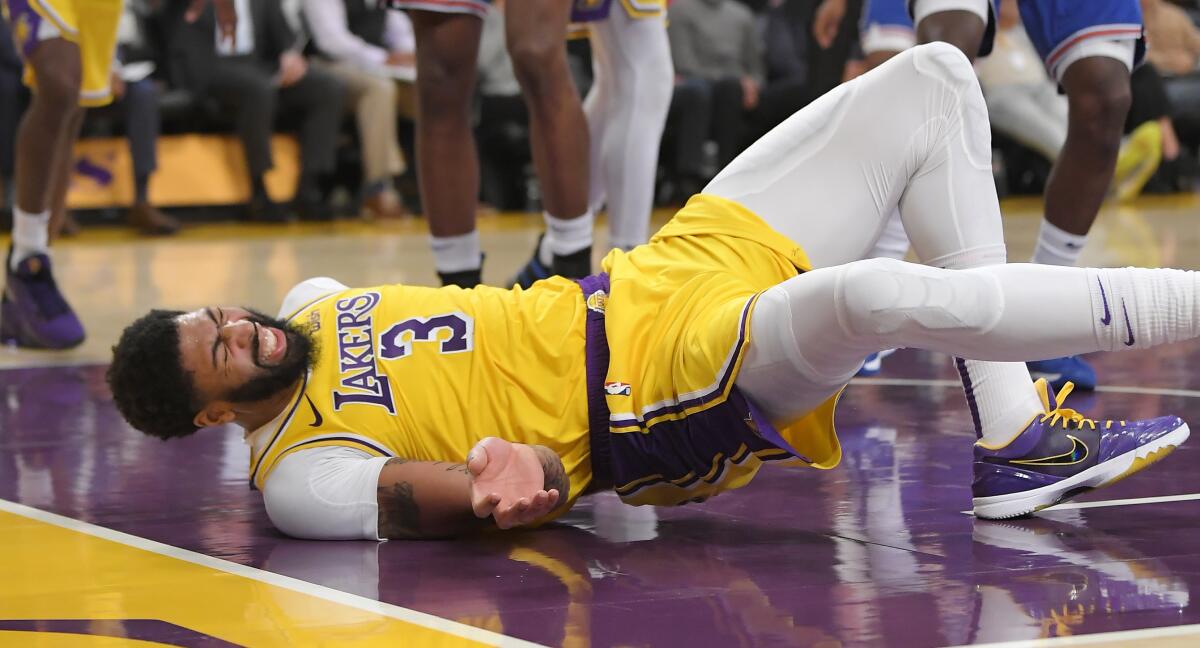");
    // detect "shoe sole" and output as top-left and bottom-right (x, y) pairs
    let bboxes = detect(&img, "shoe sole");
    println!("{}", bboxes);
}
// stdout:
(972, 423), (1190, 520)
(0, 297), (85, 350)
